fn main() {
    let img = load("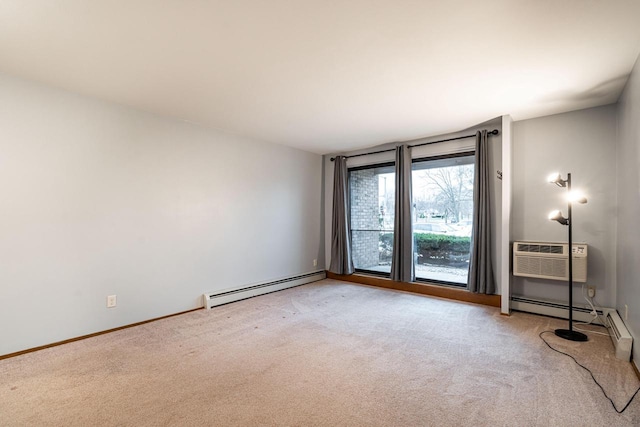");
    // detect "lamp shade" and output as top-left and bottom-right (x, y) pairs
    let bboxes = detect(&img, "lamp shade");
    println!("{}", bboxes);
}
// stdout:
(567, 191), (588, 204)
(548, 172), (567, 187)
(548, 172), (561, 183)
(548, 210), (569, 225)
